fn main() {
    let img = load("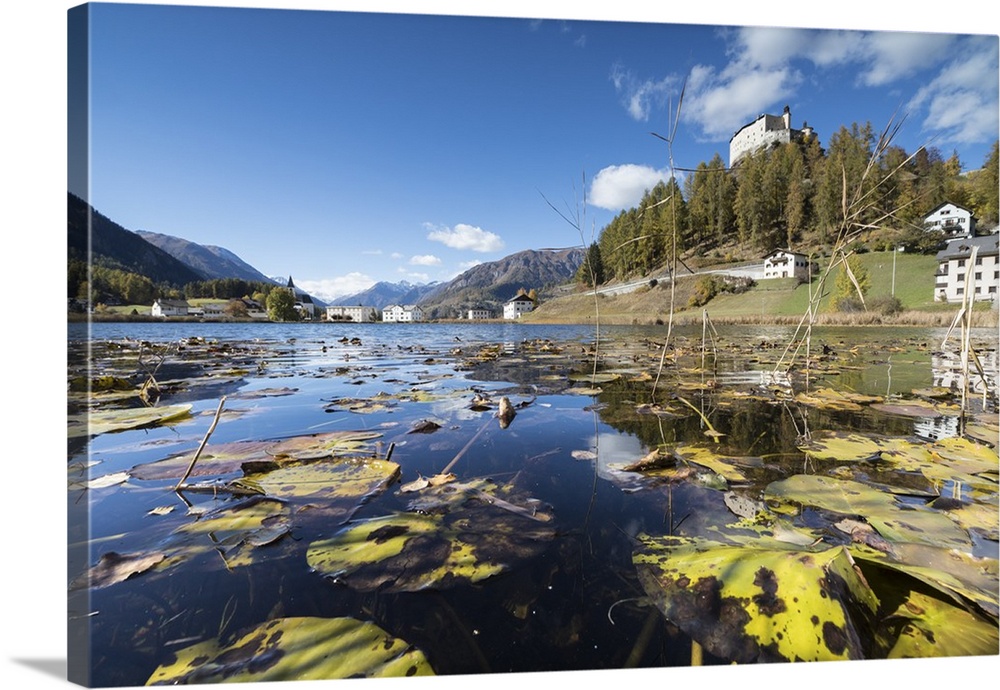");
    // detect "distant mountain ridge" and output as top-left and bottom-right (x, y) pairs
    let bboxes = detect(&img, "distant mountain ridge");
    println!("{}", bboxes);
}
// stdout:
(332, 247), (585, 318)
(329, 281), (440, 310)
(137, 230), (275, 284)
